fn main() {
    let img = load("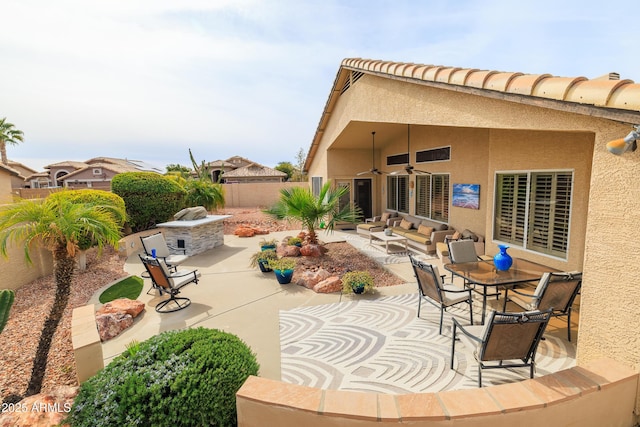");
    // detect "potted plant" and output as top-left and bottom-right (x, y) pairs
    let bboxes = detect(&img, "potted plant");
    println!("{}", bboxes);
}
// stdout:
(341, 271), (375, 295)
(287, 237), (303, 247)
(248, 249), (278, 273)
(259, 238), (278, 251)
(268, 257), (297, 284)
